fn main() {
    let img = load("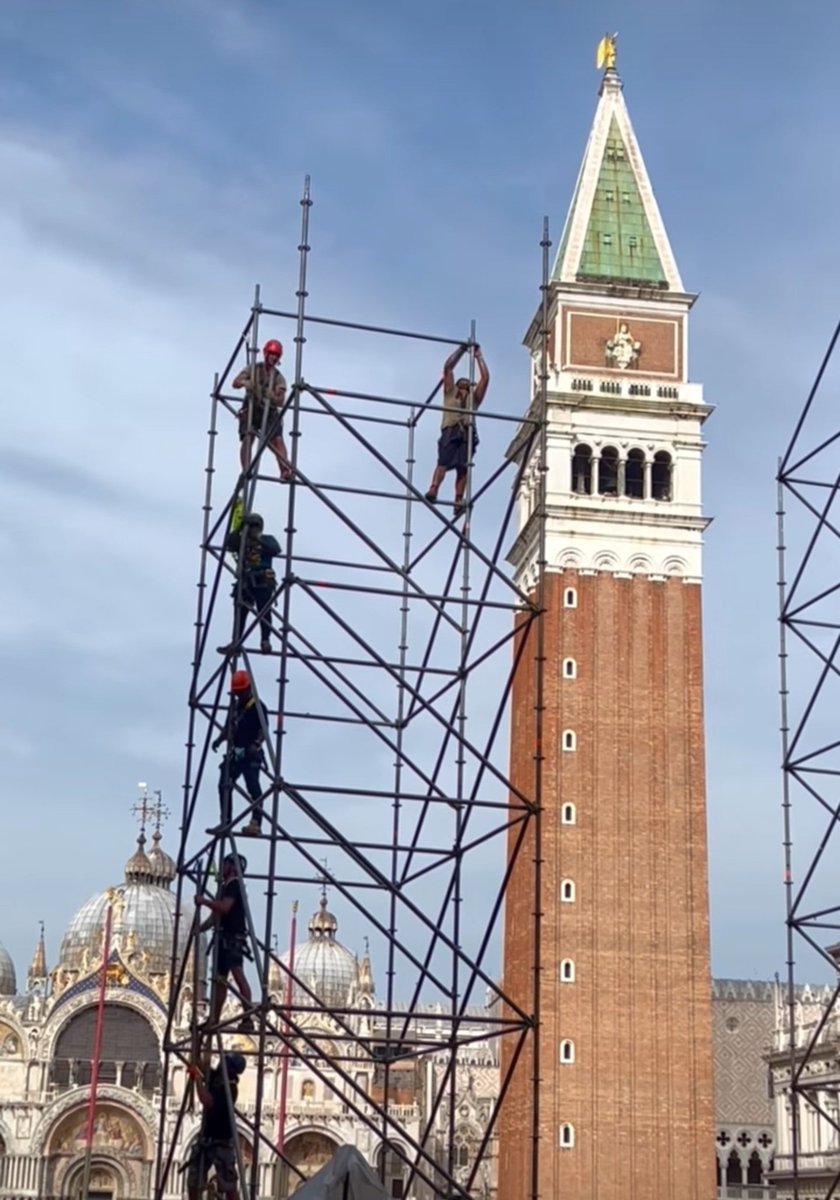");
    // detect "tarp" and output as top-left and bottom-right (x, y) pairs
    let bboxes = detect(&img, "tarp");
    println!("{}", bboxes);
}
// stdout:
(289, 1144), (391, 1200)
